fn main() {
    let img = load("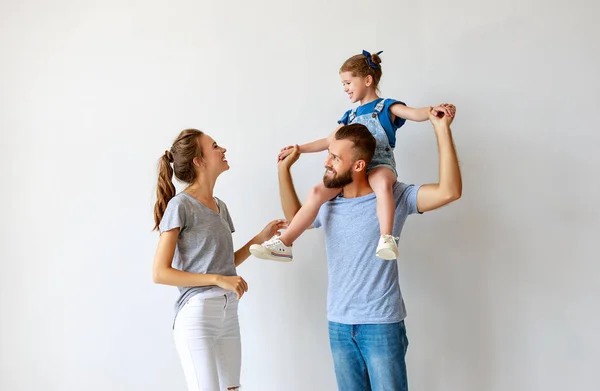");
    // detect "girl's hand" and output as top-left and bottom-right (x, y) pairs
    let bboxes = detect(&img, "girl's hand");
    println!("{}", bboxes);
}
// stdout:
(215, 275), (248, 299)
(278, 145), (296, 162)
(257, 219), (288, 243)
(278, 145), (301, 169)
(429, 106), (455, 126)
(431, 103), (456, 118)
